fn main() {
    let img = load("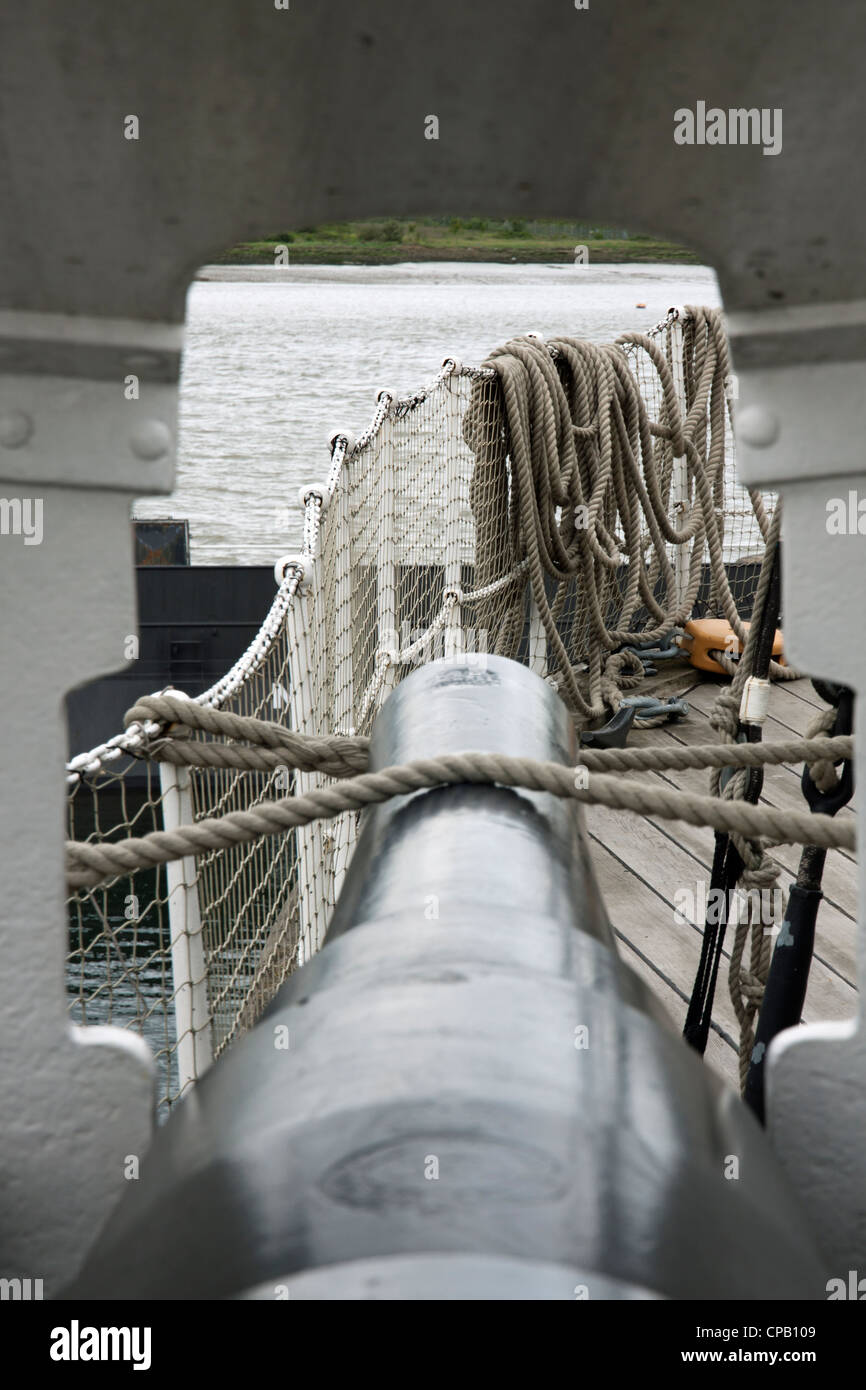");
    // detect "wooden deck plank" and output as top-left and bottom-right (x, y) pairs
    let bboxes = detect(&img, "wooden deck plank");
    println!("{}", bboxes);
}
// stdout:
(585, 799), (857, 1026)
(683, 678), (857, 815)
(587, 835), (740, 1090)
(774, 676), (828, 712)
(648, 801), (858, 988)
(648, 788), (856, 986)
(621, 701), (833, 851)
(624, 719), (859, 965)
(630, 694), (859, 909)
(684, 675), (814, 733)
(622, 757), (860, 988)
(679, 697), (855, 846)
(592, 791), (858, 1018)
(586, 824), (744, 1043)
(683, 675), (833, 748)
(582, 670), (859, 1080)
